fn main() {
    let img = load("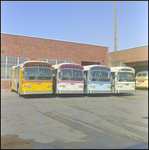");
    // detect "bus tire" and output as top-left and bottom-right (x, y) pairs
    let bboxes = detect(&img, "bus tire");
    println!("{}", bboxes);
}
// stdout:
(17, 87), (21, 97)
